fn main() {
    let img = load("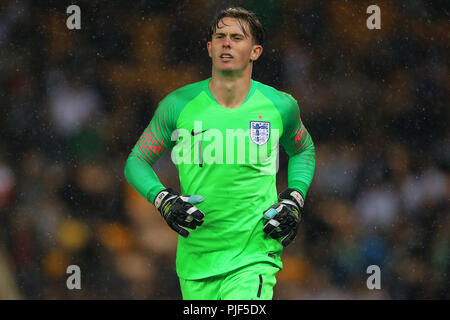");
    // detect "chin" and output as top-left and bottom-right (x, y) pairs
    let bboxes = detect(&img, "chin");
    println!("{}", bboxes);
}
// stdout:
(215, 65), (236, 72)
(218, 62), (243, 70)
(219, 66), (236, 71)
